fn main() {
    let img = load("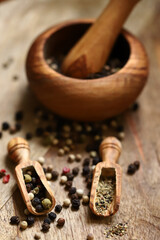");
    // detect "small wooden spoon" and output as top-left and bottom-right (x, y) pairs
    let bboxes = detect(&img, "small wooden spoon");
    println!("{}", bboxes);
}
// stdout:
(90, 137), (122, 217)
(62, 0), (140, 78)
(7, 137), (56, 215)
